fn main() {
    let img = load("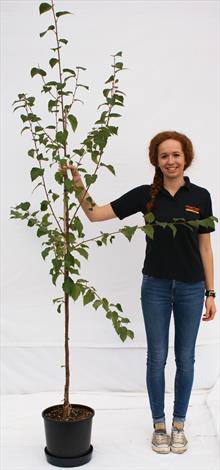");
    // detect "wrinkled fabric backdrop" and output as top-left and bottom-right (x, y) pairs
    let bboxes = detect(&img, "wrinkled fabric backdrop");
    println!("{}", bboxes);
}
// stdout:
(1, 0), (219, 397)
